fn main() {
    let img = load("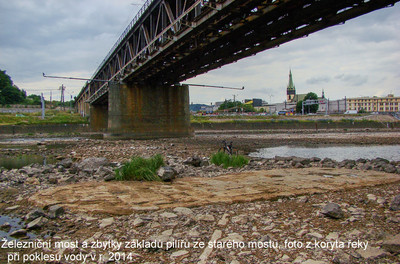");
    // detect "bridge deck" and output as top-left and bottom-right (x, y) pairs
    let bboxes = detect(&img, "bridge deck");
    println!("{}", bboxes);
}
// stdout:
(76, 0), (399, 114)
